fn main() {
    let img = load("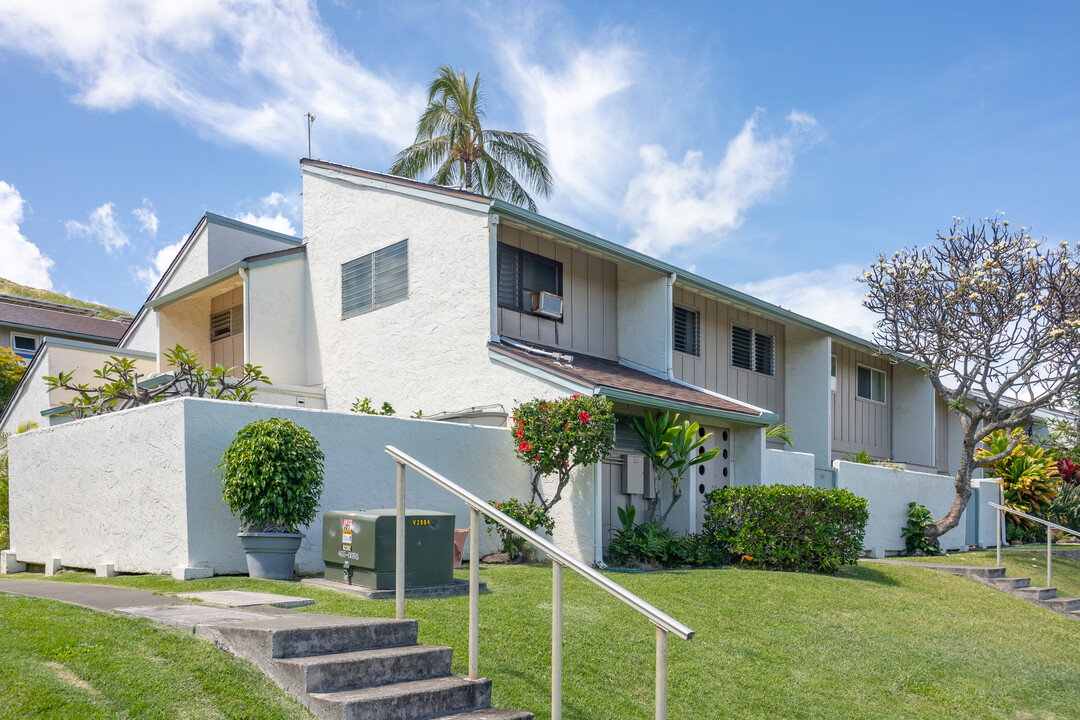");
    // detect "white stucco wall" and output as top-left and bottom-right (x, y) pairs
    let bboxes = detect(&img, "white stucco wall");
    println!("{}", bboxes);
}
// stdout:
(7, 400), (190, 573)
(7, 397), (599, 575)
(783, 327), (831, 468)
(762, 448), (816, 486)
(1, 356), (50, 435)
(160, 225), (211, 296)
(247, 258), (308, 385)
(729, 424), (765, 486)
(834, 459), (974, 554)
(157, 295), (212, 372)
(617, 264), (669, 373)
(892, 363), (935, 467)
(122, 312), (159, 353)
(207, 222), (297, 272)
